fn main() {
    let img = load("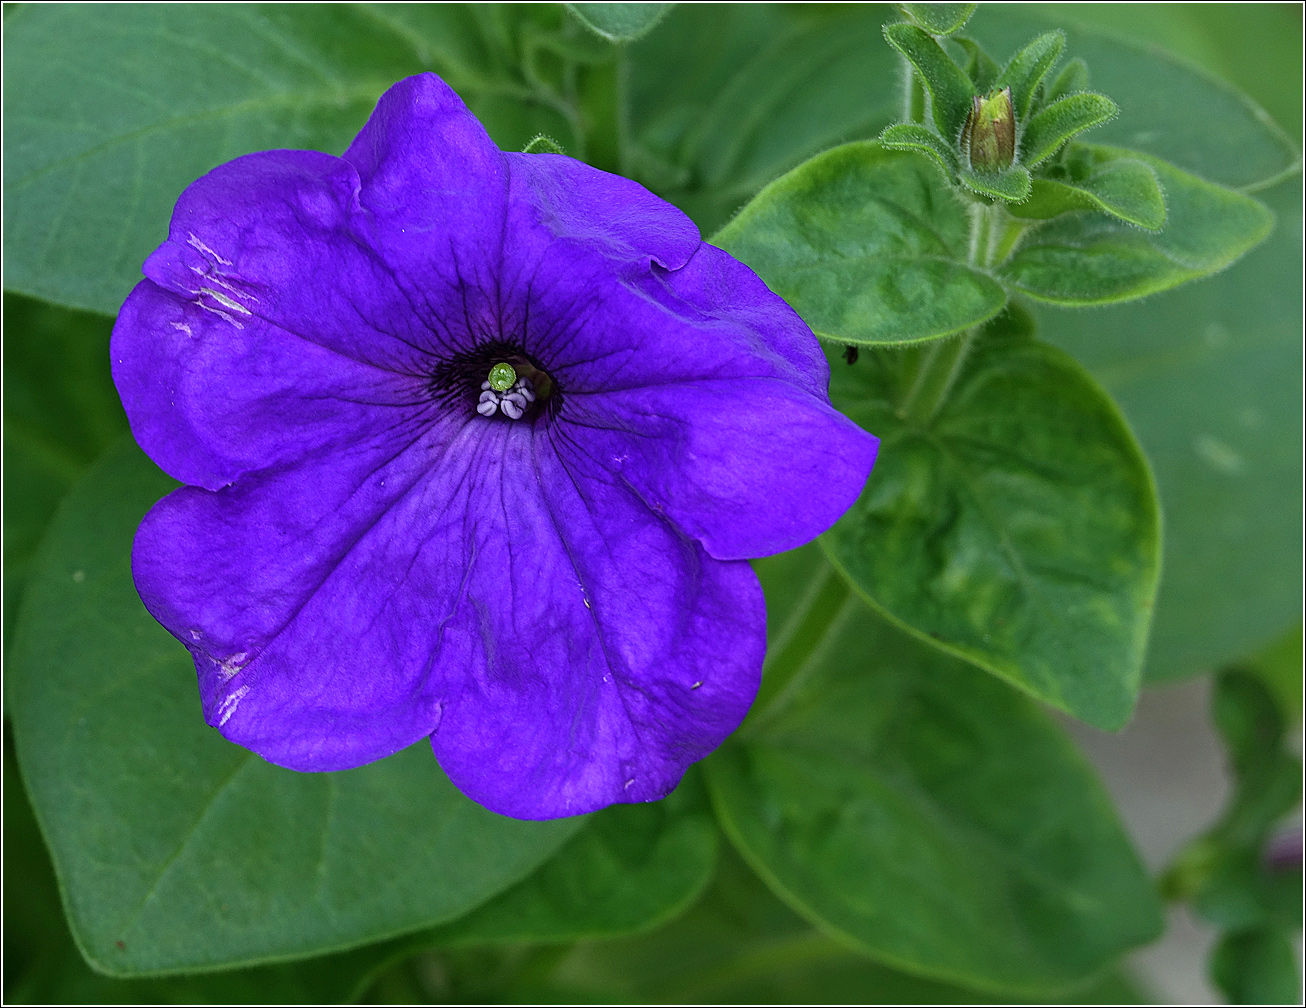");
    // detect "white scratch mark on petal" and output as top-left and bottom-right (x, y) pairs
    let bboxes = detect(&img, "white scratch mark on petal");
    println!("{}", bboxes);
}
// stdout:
(215, 685), (250, 727)
(198, 287), (252, 316)
(187, 232), (232, 266)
